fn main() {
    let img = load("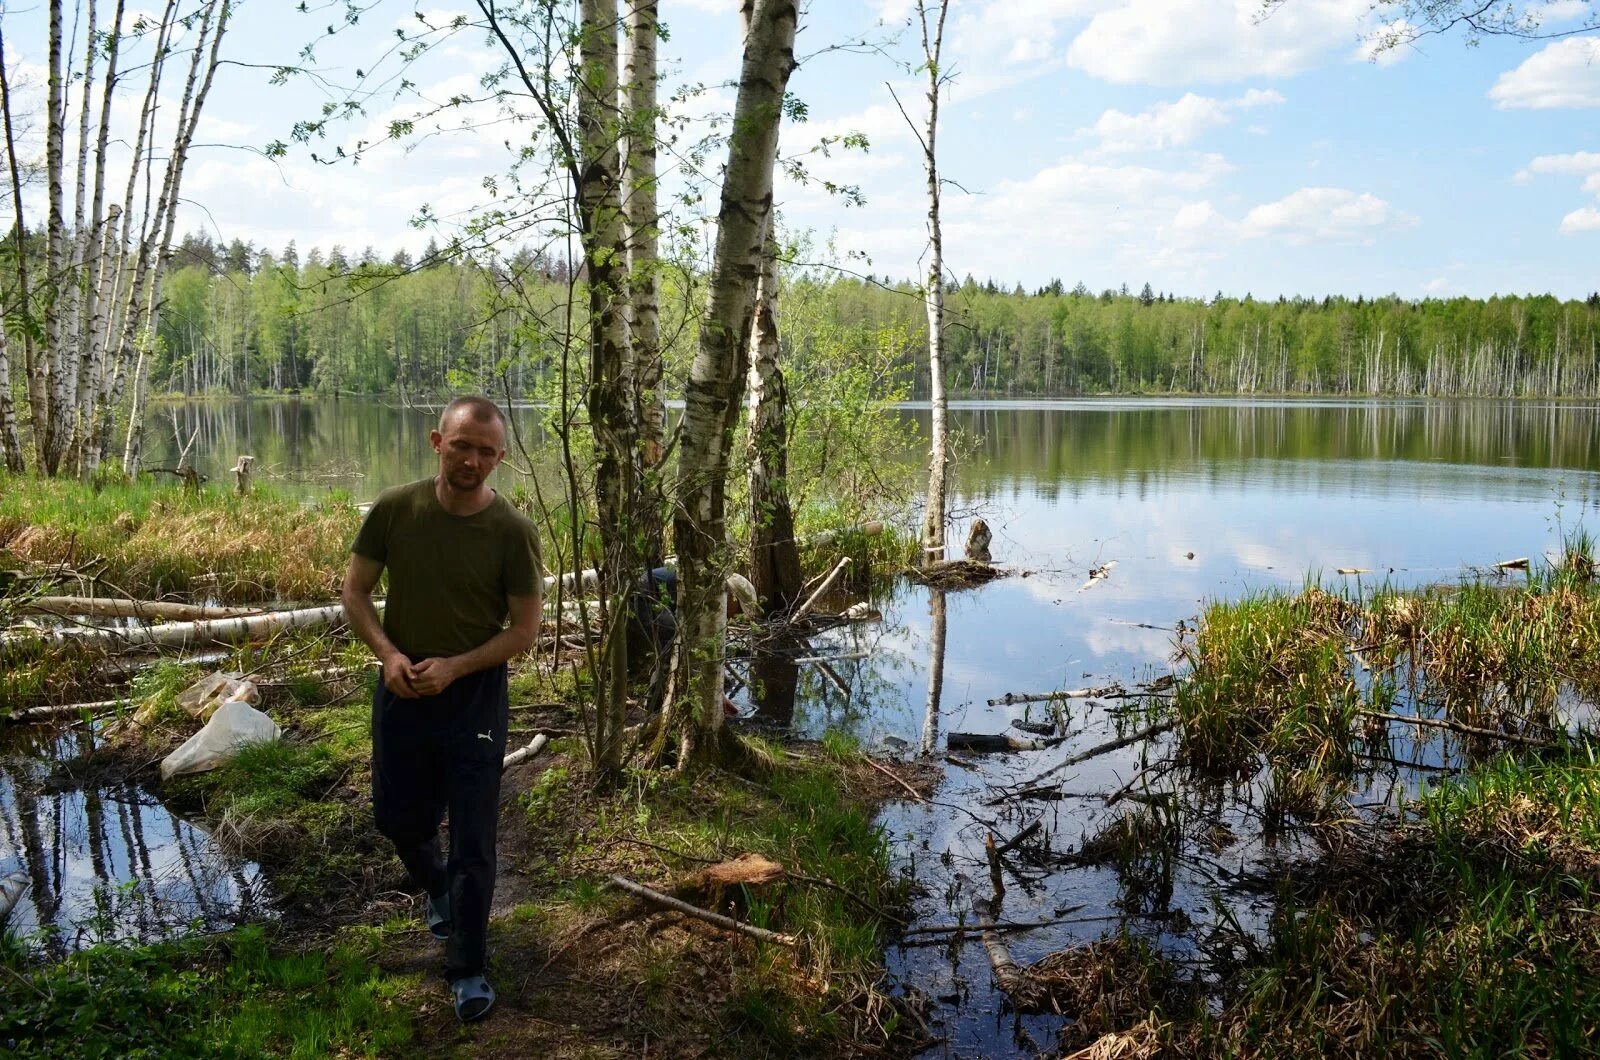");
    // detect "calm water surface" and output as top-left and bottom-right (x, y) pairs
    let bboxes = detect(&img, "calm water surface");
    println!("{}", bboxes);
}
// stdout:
(12, 398), (1600, 1051)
